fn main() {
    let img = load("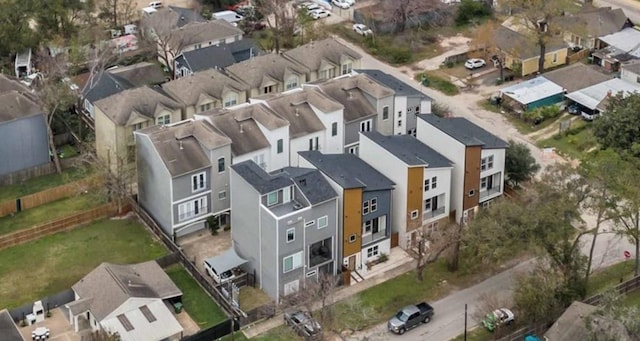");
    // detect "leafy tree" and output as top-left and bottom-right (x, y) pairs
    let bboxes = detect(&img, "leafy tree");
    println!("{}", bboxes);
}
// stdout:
(505, 140), (540, 186)
(503, 0), (573, 74)
(97, 0), (138, 29)
(593, 92), (640, 157)
(587, 289), (640, 340)
(255, 0), (296, 53)
(455, 0), (491, 26)
(0, 0), (39, 59)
